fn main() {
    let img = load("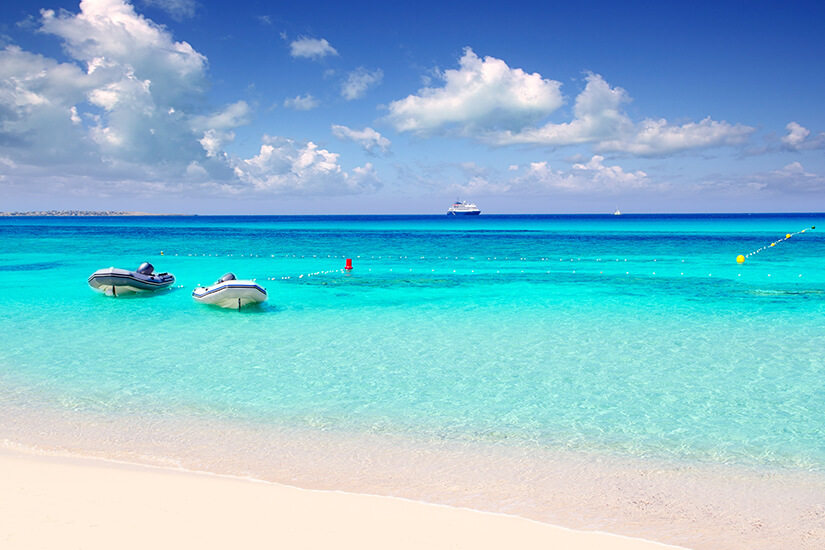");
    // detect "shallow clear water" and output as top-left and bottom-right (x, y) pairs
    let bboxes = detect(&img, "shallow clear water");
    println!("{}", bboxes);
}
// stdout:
(1, 213), (824, 472)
